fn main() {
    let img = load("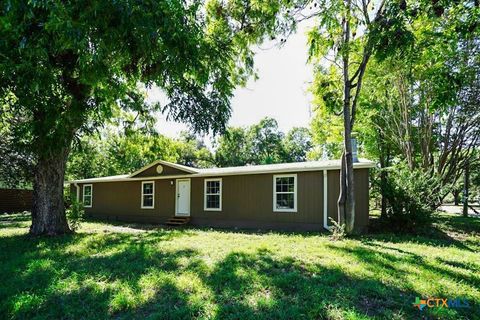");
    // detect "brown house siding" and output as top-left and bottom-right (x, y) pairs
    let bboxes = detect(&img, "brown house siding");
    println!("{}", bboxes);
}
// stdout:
(190, 172), (324, 231)
(75, 168), (370, 232)
(74, 180), (176, 223)
(326, 169), (369, 232)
